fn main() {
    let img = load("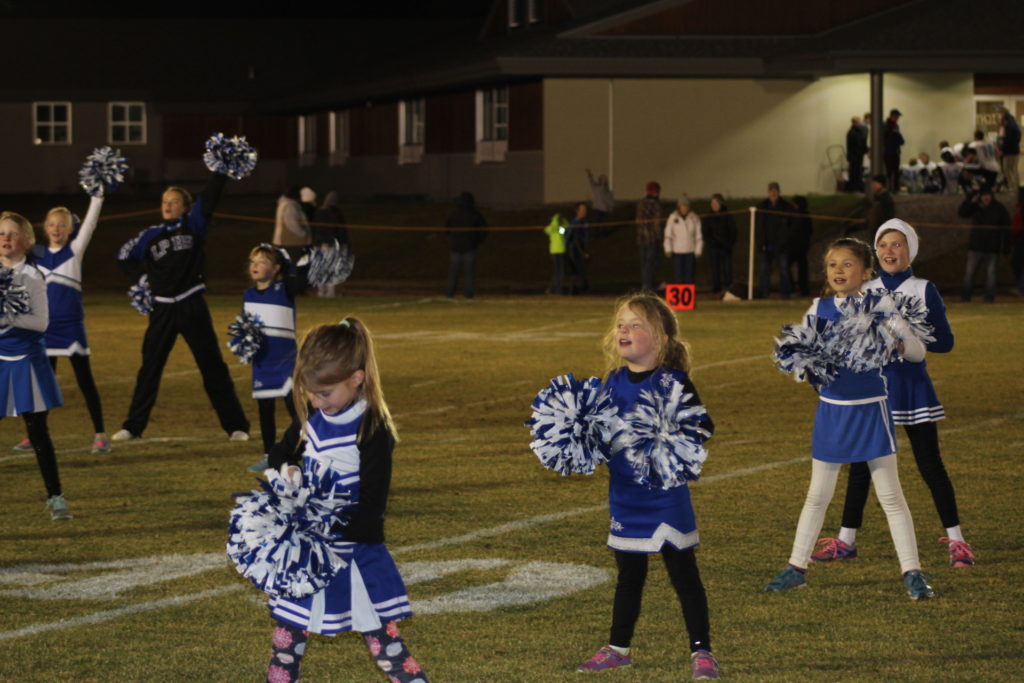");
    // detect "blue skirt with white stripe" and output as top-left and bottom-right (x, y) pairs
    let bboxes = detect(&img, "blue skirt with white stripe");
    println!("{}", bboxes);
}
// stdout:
(269, 542), (412, 635)
(45, 318), (90, 357)
(0, 353), (64, 416)
(882, 361), (943, 424)
(812, 396), (897, 463)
